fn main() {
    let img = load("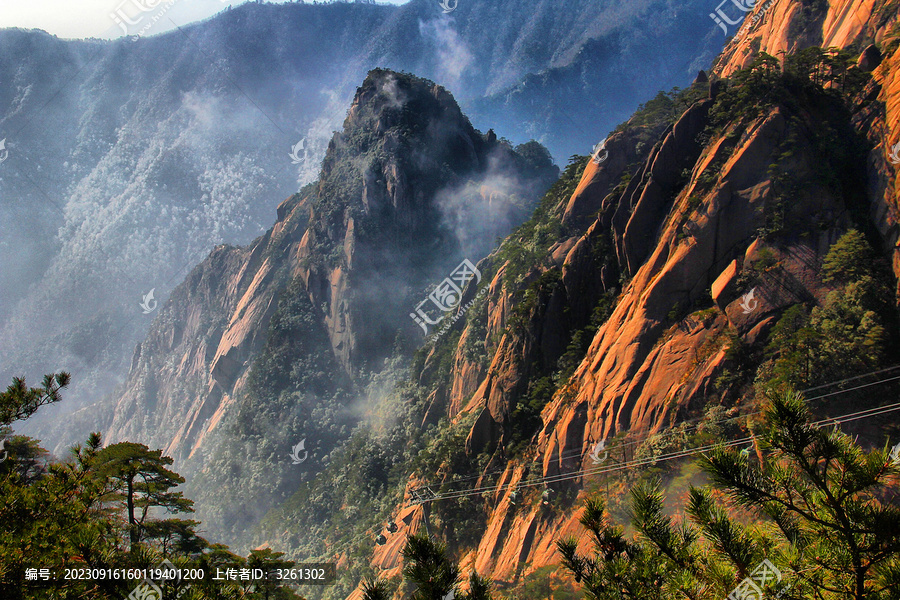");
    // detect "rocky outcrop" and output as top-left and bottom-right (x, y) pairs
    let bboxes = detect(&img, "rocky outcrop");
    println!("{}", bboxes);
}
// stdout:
(104, 201), (308, 460)
(712, 0), (900, 293)
(852, 38), (900, 297)
(295, 72), (558, 374)
(531, 91), (859, 519)
(615, 99), (714, 275)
